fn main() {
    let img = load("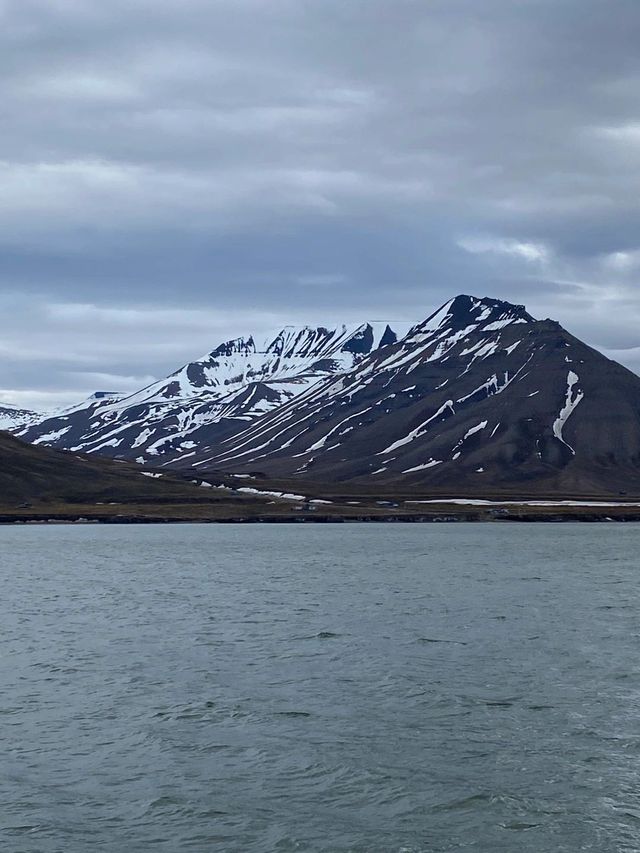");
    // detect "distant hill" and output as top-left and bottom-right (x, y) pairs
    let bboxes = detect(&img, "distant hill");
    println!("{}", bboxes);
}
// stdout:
(0, 402), (41, 431)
